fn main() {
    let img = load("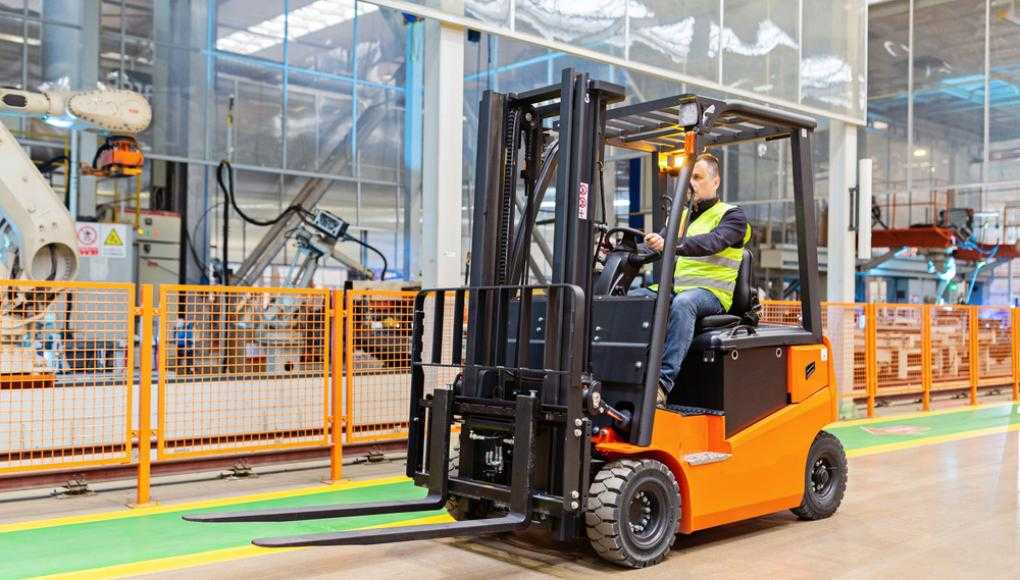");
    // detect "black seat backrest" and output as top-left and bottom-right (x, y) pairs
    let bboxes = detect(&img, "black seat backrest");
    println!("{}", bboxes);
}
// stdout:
(728, 249), (753, 315)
